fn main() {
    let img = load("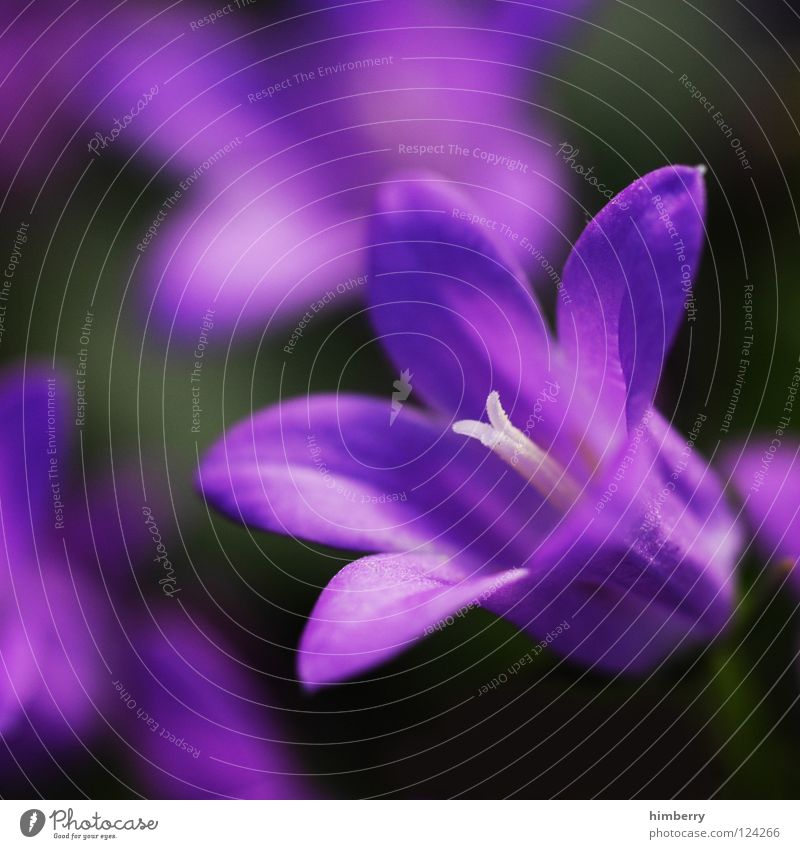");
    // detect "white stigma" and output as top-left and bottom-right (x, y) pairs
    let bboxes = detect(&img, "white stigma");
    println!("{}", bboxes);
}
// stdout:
(452, 391), (579, 510)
